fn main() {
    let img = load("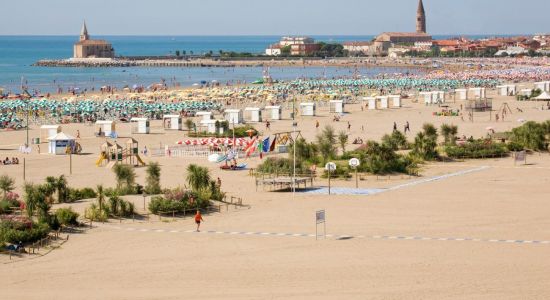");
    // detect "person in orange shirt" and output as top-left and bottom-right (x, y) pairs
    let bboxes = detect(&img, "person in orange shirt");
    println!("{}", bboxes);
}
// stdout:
(195, 210), (204, 232)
